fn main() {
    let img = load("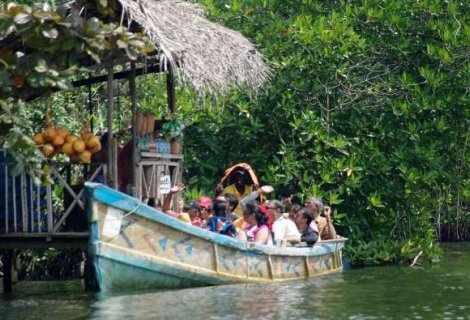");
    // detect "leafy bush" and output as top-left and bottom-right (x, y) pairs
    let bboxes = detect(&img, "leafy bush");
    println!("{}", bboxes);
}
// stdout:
(181, 0), (470, 264)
